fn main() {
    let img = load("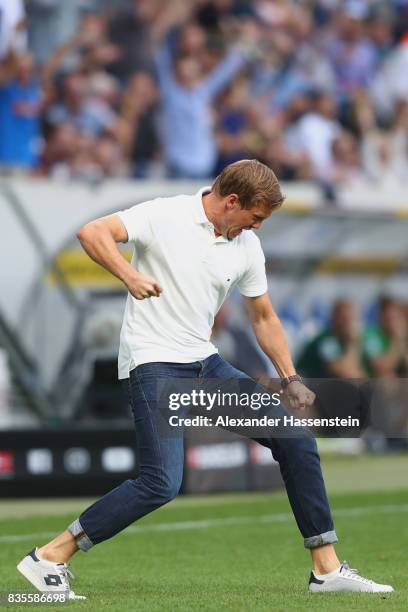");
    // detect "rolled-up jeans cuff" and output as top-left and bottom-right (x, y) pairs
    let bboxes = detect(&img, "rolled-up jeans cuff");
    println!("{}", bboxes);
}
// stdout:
(68, 518), (94, 552)
(304, 530), (338, 549)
